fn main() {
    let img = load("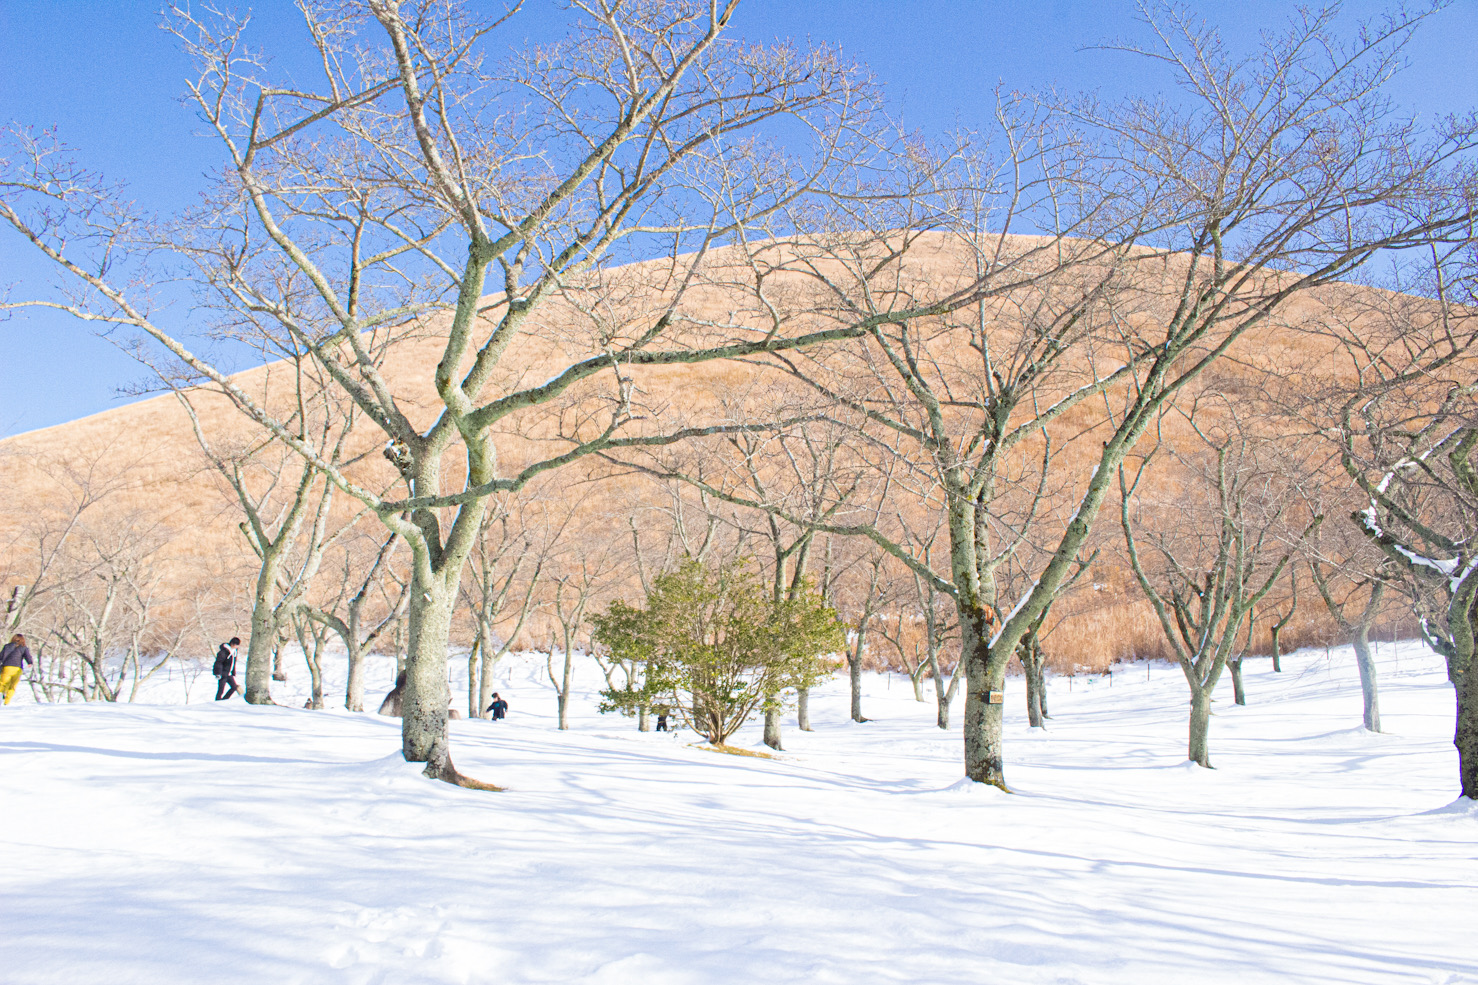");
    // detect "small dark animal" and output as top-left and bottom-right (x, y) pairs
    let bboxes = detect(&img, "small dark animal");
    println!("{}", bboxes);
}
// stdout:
(377, 670), (408, 717)
(377, 670), (462, 720)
